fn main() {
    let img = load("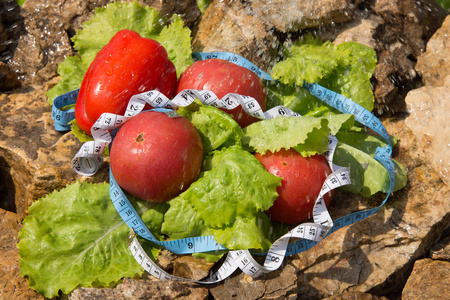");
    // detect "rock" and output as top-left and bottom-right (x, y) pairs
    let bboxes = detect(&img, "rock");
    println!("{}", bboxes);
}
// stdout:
(322, 291), (389, 300)
(210, 263), (297, 300)
(415, 15), (450, 87)
(404, 80), (450, 185)
(0, 84), (109, 219)
(8, 5), (74, 84)
(192, 0), (279, 71)
(0, 61), (21, 91)
(401, 258), (450, 300)
(69, 277), (209, 300)
(172, 255), (215, 281)
(430, 233), (450, 261)
(332, 12), (384, 49)
(5, 0), (201, 86)
(370, 0), (447, 115)
(0, 208), (44, 300)
(250, 0), (362, 32)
